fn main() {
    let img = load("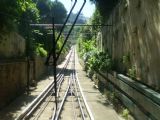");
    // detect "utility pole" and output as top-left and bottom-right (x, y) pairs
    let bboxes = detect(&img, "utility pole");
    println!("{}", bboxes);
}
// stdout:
(52, 17), (57, 110)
